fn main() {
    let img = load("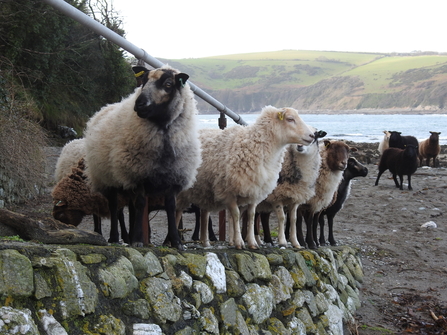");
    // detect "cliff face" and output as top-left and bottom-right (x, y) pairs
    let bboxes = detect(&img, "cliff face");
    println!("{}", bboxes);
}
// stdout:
(166, 51), (447, 114)
(197, 75), (447, 113)
(0, 244), (363, 335)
